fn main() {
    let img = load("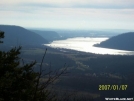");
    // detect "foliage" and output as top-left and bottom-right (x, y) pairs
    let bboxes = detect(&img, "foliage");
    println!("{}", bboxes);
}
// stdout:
(0, 31), (67, 101)
(0, 31), (4, 43)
